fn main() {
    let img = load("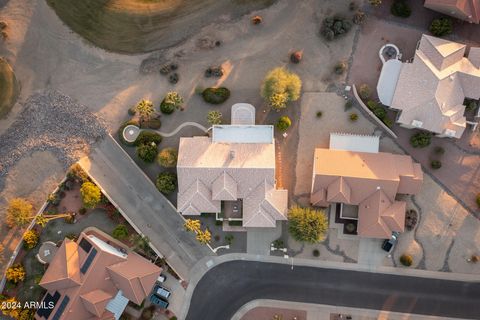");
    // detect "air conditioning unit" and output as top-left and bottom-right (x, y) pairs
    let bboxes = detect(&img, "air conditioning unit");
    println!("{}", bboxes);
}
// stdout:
(444, 129), (456, 137)
(411, 120), (423, 128)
